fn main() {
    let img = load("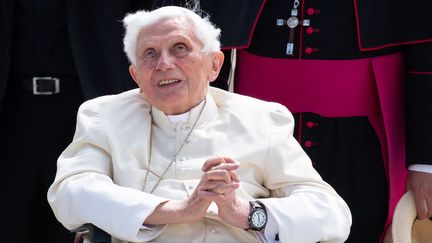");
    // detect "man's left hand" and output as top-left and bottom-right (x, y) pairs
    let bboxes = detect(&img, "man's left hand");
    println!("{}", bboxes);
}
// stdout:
(407, 170), (432, 219)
